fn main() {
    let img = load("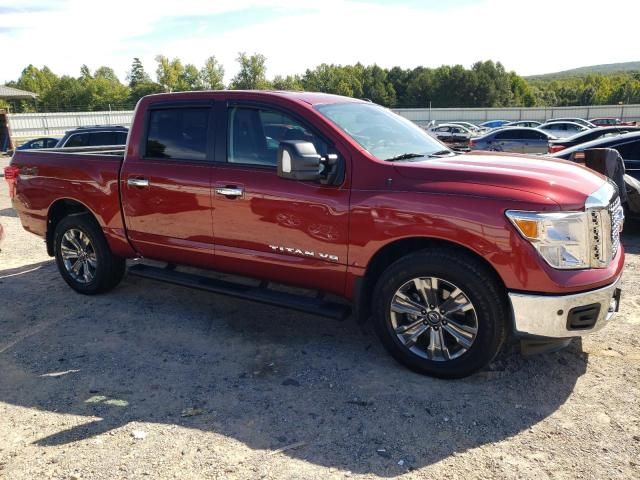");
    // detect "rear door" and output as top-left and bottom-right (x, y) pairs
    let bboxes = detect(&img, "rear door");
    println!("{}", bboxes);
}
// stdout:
(120, 102), (216, 268)
(522, 130), (548, 154)
(493, 131), (522, 152)
(210, 101), (350, 295)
